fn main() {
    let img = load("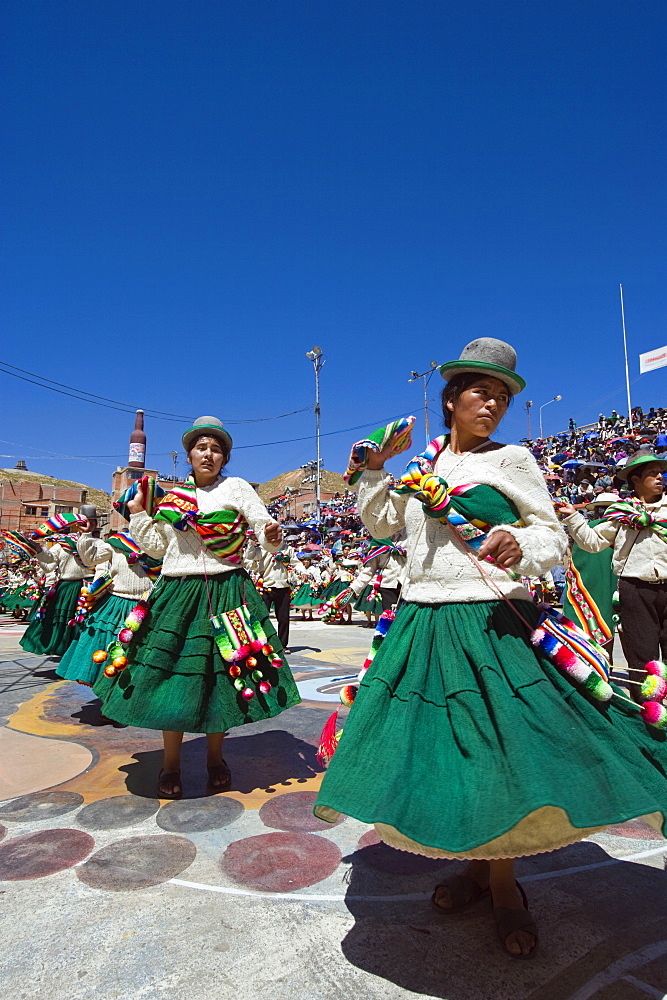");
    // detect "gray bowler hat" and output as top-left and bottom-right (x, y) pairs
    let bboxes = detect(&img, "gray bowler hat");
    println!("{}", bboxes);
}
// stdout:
(615, 451), (667, 482)
(439, 338), (526, 395)
(182, 416), (233, 453)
